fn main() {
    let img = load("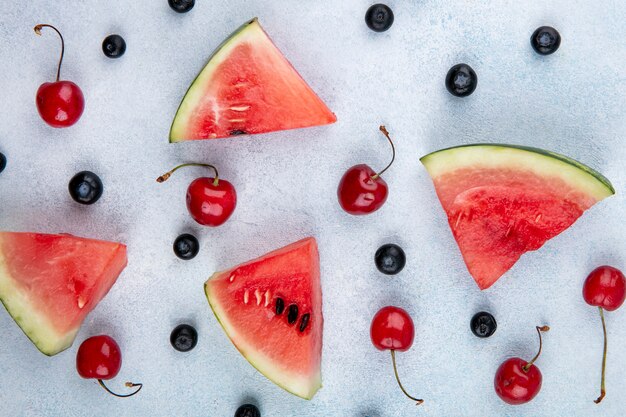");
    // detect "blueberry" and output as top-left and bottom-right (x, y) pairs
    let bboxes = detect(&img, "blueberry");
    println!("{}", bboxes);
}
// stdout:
(0, 152), (6, 174)
(173, 233), (199, 260)
(168, 0), (195, 13)
(531, 26), (561, 55)
(445, 64), (477, 97)
(68, 171), (103, 205)
(170, 324), (198, 352)
(365, 4), (394, 32)
(102, 34), (126, 59)
(235, 404), (260, 417)
(375, 244), (406, 275)
(470, 311), (497, 338)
